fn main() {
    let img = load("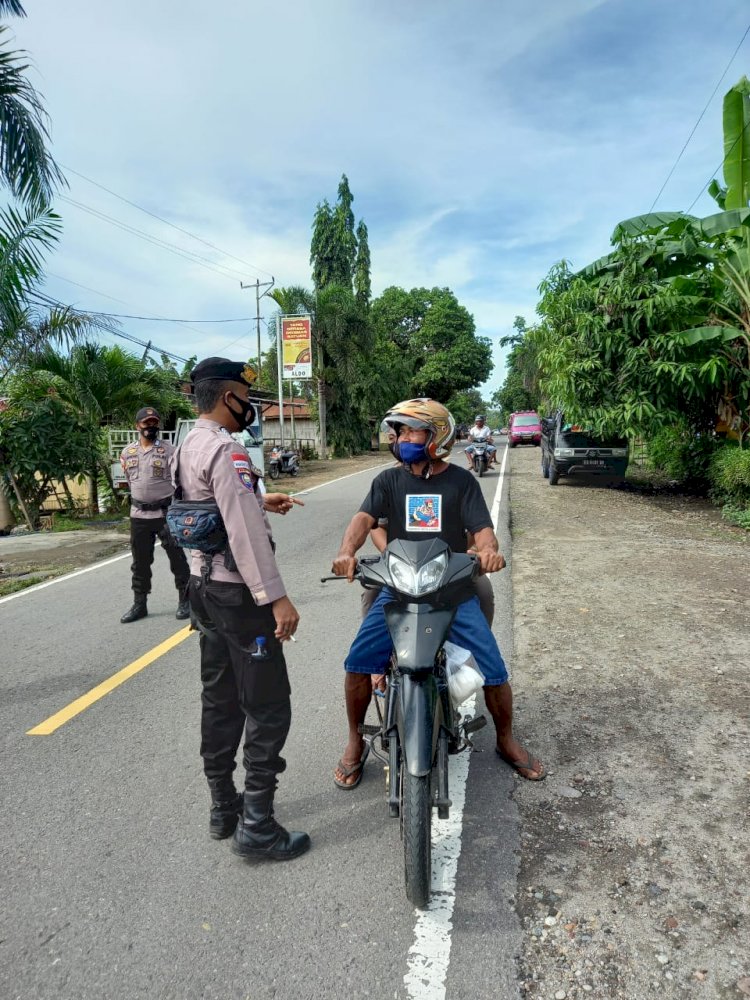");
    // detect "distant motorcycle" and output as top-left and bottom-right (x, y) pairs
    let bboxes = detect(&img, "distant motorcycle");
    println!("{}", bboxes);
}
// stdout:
(268, 447), (300, 480)
(471, 441), (490, 478)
